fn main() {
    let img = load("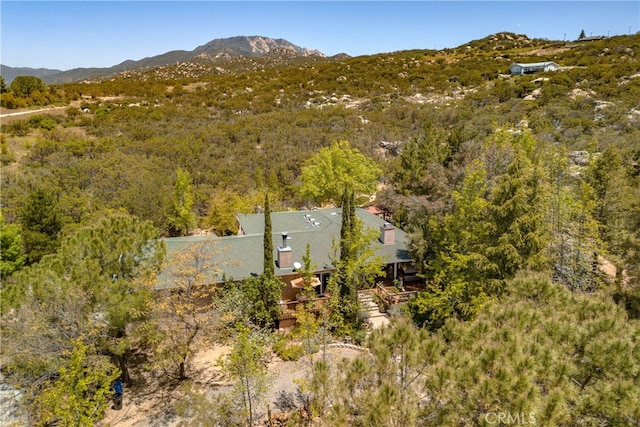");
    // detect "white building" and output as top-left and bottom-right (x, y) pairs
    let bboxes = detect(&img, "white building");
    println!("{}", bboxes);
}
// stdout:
(510, 61), (560, 75)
